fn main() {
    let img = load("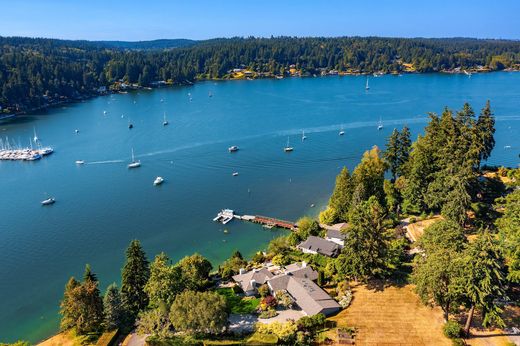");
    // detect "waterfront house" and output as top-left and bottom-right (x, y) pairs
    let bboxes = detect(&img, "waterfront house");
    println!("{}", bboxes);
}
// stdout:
(232, 267), (273, 296)
(232, 262), (340, 316)
(297, 235), (340, 257)
(325, 229), (347, 247)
